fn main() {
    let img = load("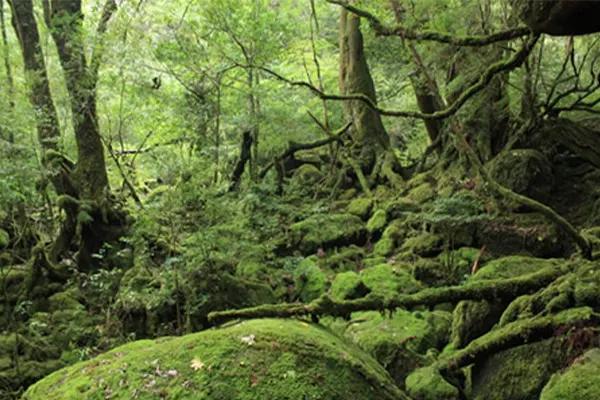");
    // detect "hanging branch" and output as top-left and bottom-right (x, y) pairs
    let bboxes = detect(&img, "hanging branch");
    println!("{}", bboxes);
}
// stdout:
(254, 33), (540, 121)
(325, 0), (531, 46)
